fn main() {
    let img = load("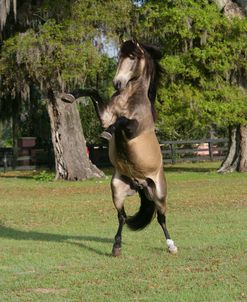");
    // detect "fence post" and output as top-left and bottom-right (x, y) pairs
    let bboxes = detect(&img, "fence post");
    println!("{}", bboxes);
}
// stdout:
(208, 141), (213, 161)
(170, 143), (177, 164)
(3, 152), (8, 173)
